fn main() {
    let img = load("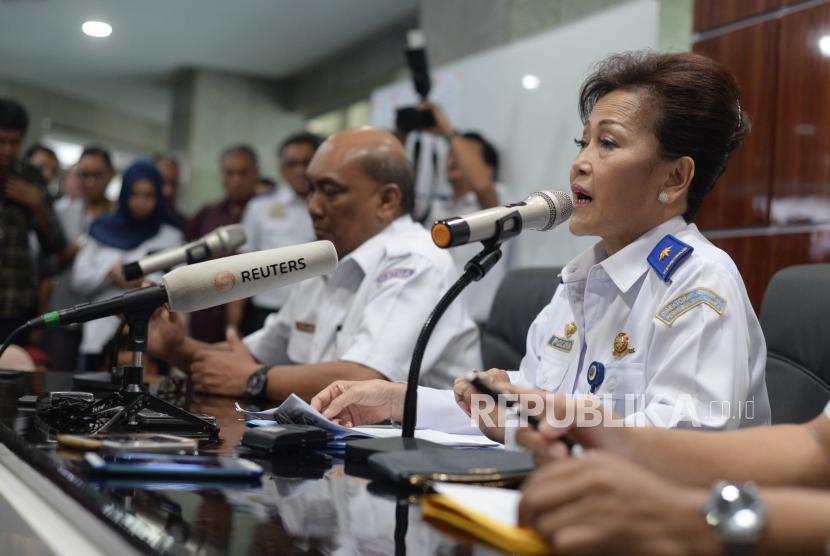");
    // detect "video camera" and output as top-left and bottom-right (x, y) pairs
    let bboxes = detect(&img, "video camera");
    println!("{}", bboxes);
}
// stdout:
(395, 30), (437, 134)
